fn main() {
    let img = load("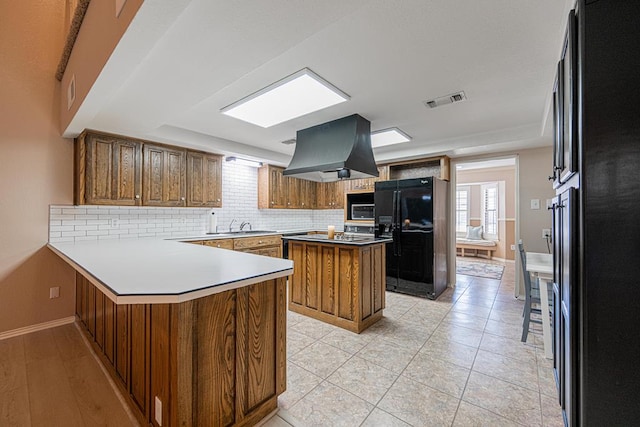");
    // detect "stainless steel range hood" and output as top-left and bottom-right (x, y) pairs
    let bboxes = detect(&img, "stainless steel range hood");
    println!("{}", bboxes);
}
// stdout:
(283, 114), (379, 182)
